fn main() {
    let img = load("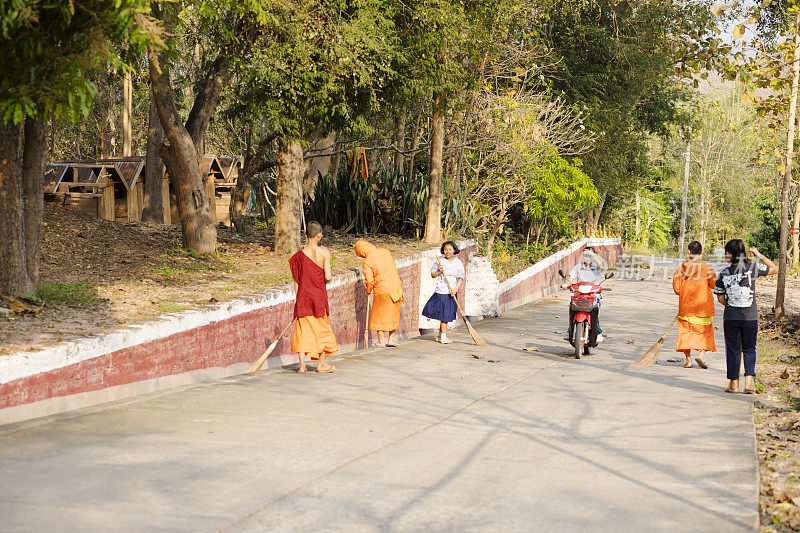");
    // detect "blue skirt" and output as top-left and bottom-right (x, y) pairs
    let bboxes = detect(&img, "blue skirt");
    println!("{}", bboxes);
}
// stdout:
(422, 292), (457, 323)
